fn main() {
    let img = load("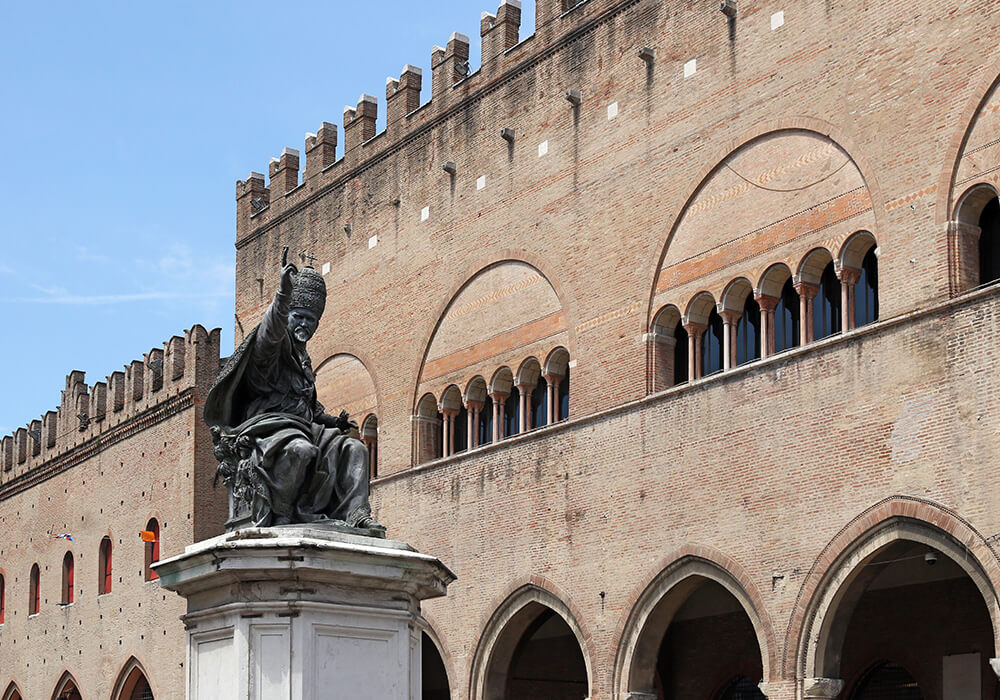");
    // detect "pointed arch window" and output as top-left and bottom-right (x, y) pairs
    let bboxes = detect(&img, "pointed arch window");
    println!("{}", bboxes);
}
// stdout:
(28, 563), (39, 615)
(0, 573), (5, 623)
(144, 519), (160, 581)
(62, 552), (74, 604)
(99, 536), (113, 594)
